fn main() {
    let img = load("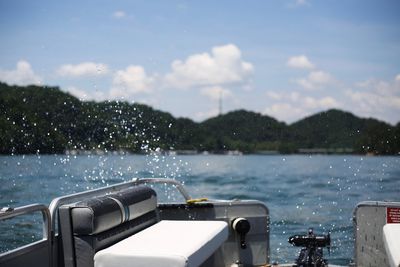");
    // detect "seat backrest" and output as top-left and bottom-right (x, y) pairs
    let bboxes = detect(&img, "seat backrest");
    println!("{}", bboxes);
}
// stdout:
(58, 186), (158, 267)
